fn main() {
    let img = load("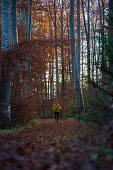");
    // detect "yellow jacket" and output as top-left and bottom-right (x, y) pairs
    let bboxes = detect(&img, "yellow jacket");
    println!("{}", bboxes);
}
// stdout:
(52, 103), (61, 112)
